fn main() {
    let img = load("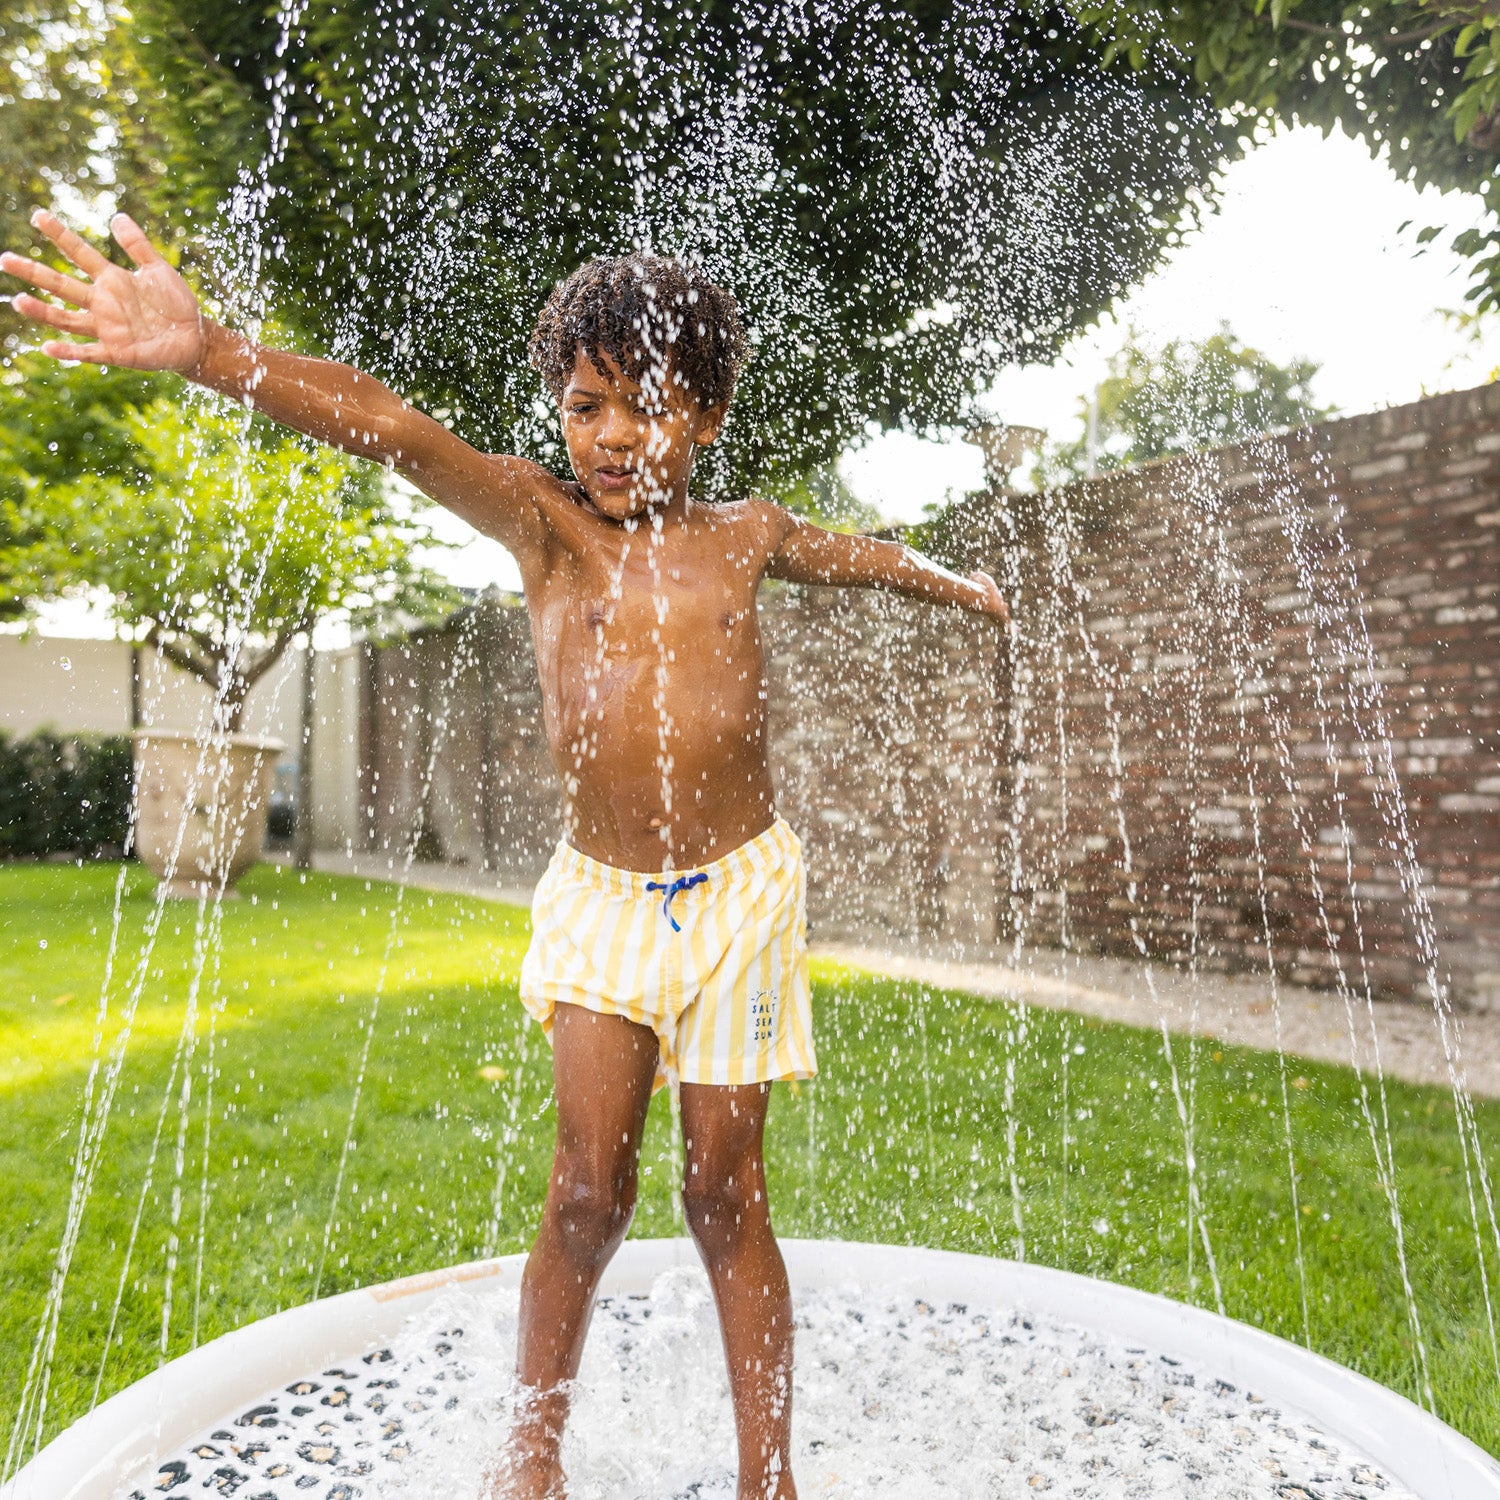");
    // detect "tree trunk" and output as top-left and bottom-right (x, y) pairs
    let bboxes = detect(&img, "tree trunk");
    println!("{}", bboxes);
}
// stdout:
(221, 676), (250, 735)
